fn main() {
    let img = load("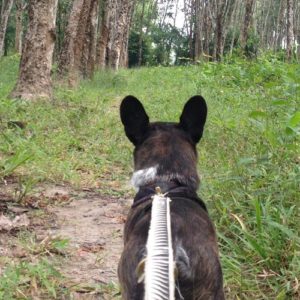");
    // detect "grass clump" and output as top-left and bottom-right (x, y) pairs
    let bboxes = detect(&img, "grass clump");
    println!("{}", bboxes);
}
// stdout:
(0, 260), (66, 299)
(0, 55), (299, 299)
